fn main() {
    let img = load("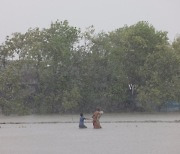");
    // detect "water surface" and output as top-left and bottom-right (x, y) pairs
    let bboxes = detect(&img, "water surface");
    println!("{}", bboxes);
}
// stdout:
(0, 113), (180, 154)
